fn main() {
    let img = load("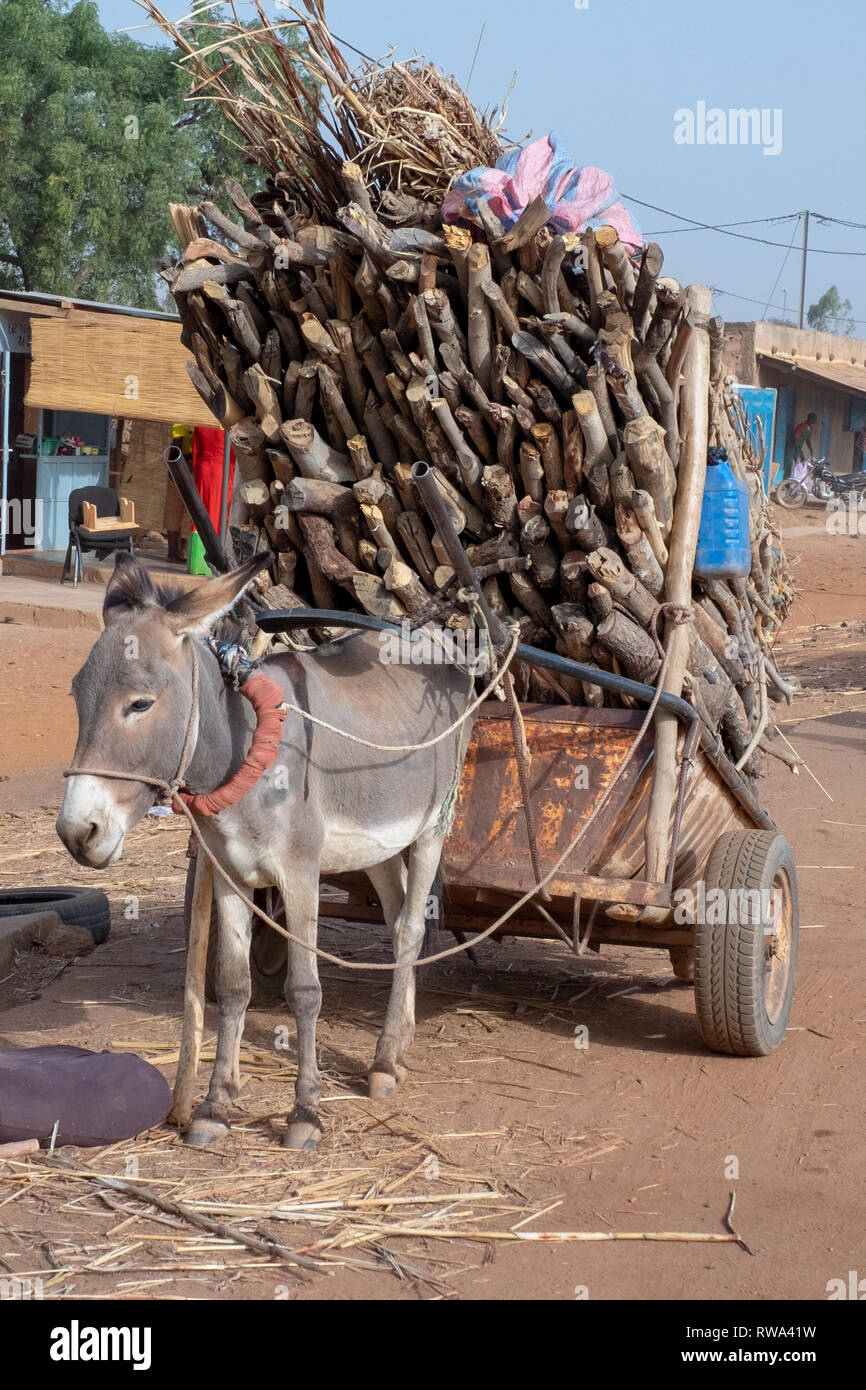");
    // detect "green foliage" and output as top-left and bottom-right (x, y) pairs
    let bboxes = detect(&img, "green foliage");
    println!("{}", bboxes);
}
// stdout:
(0, 0), (257, 308)
(807, 285), (855, 337)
